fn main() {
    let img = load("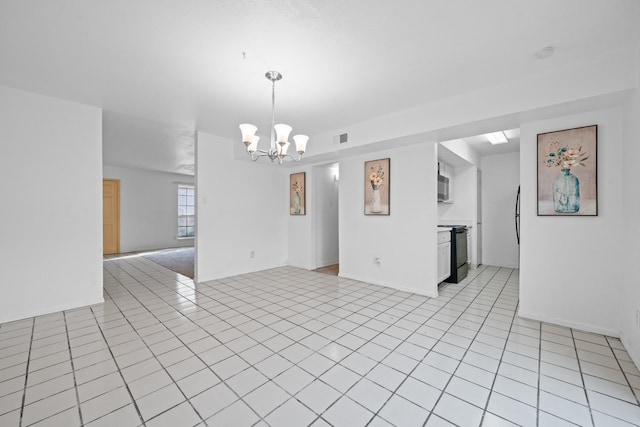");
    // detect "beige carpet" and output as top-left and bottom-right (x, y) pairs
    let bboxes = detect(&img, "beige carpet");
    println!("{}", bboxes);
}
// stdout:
(142, 247), (194, 279)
